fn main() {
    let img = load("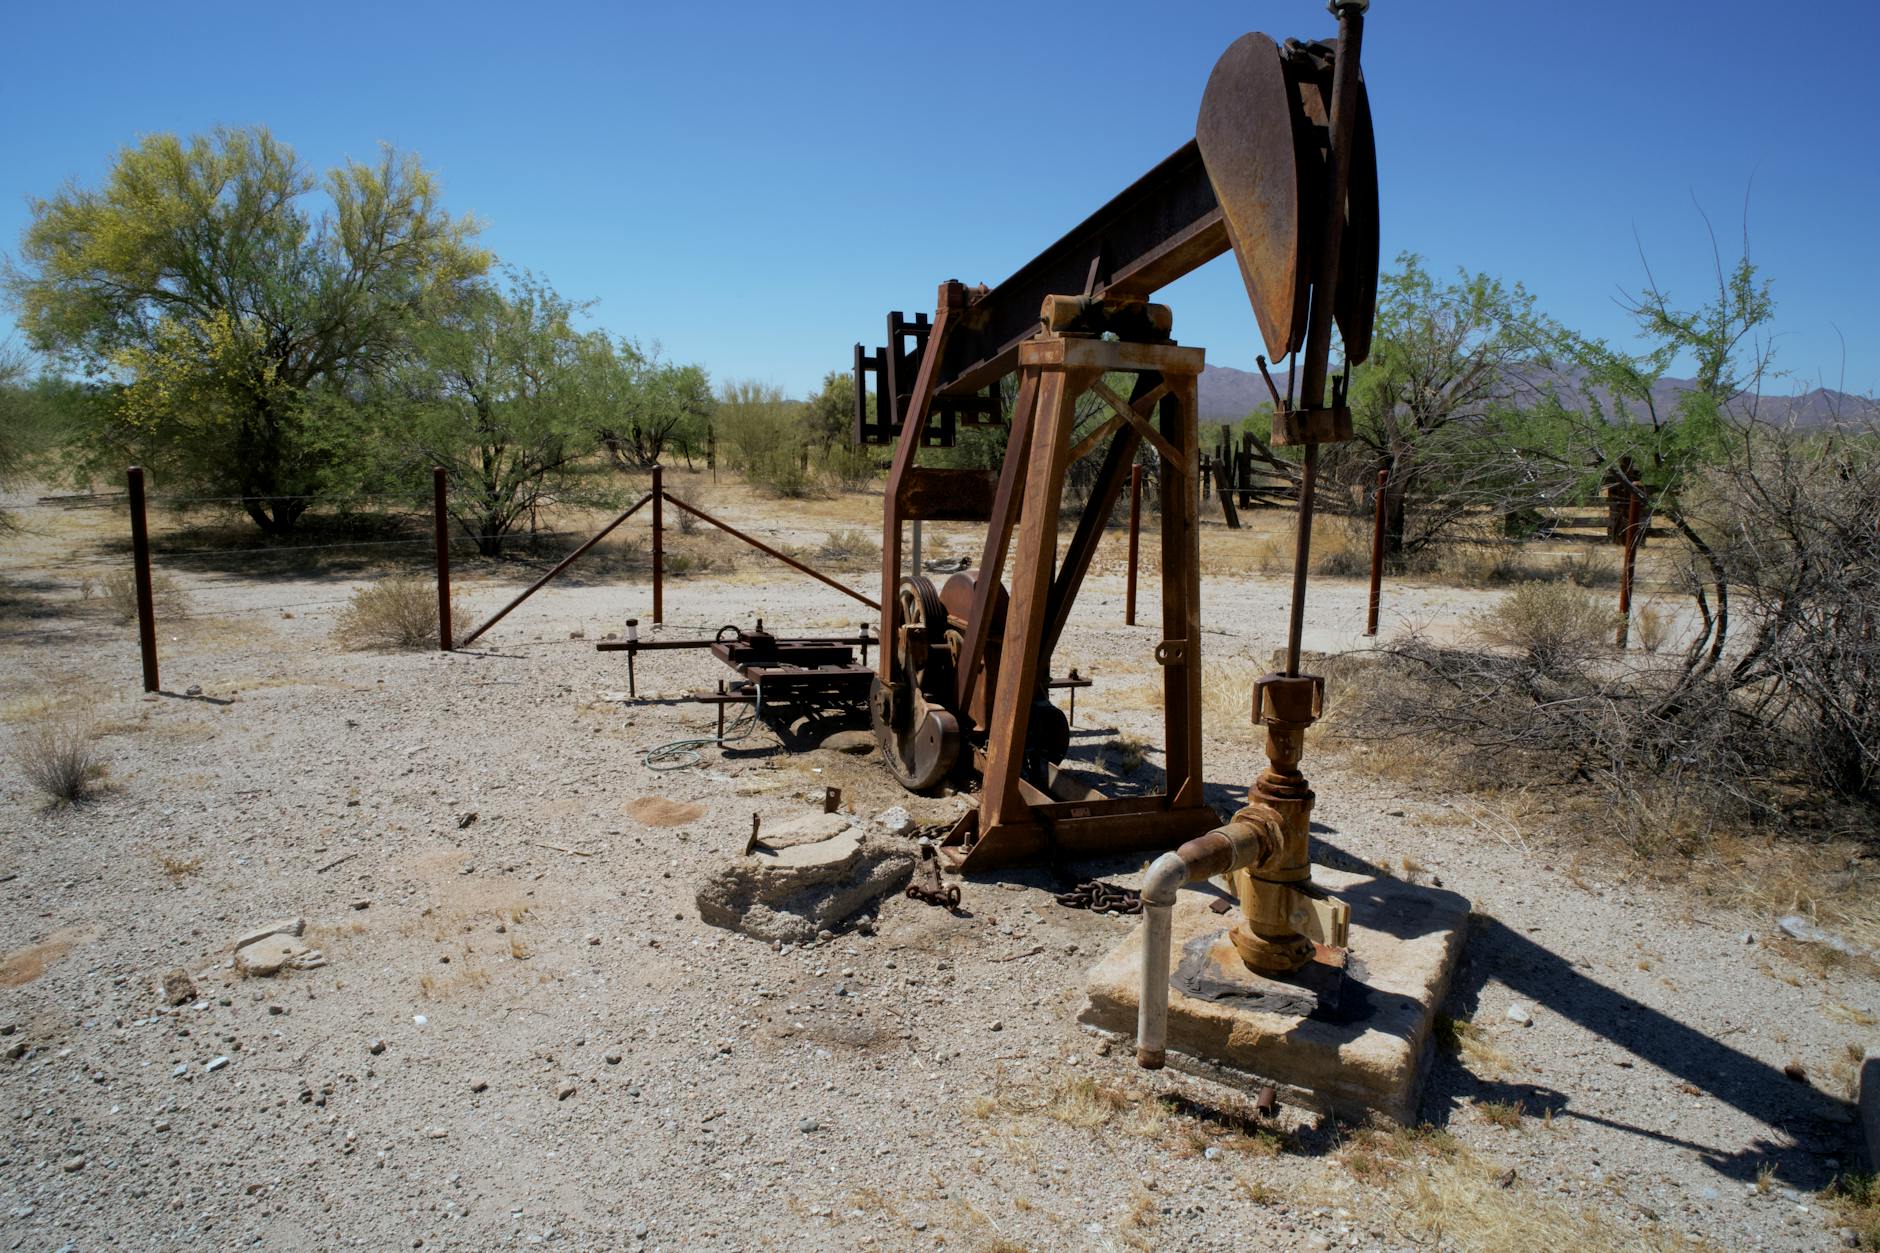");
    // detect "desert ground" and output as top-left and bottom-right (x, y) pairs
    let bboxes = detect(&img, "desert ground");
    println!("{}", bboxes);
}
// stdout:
(0, 473), (1872, 1252)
